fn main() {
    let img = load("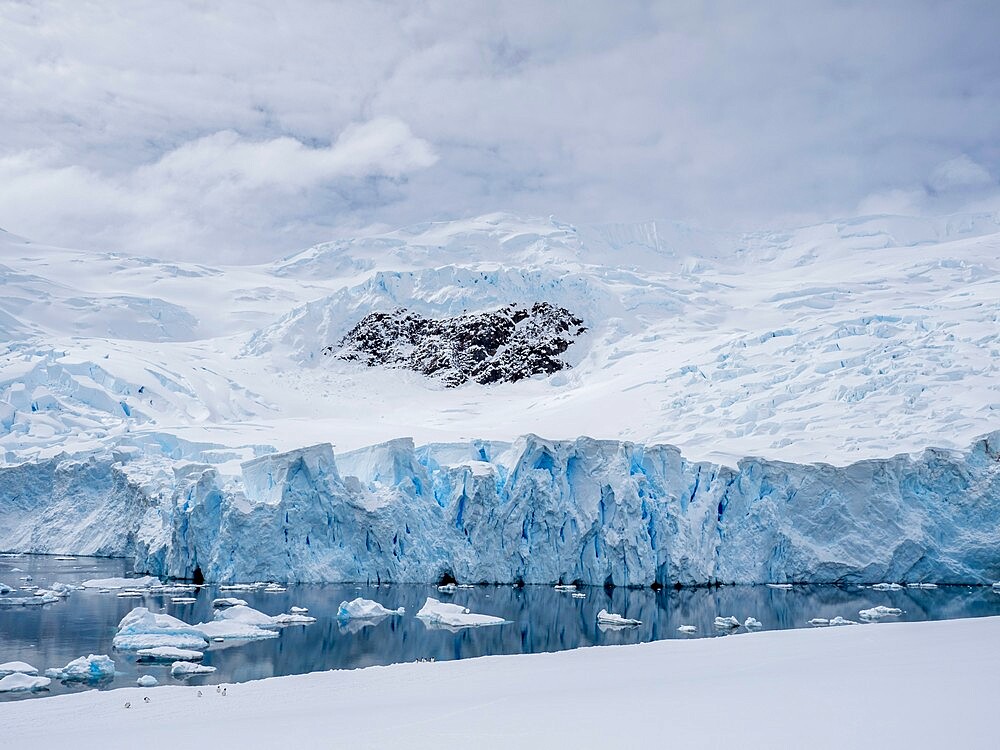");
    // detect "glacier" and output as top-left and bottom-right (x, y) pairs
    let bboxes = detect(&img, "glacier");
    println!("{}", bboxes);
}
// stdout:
(1, 431), (997, 586)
